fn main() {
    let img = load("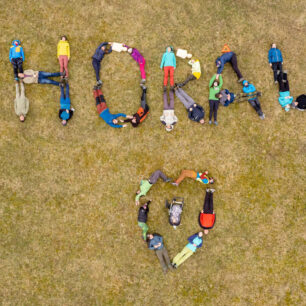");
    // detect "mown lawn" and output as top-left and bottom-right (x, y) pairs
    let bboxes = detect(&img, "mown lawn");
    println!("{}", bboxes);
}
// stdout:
(0, 0), (305, 305)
